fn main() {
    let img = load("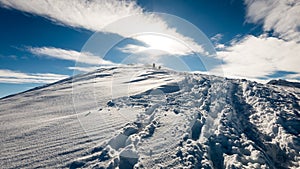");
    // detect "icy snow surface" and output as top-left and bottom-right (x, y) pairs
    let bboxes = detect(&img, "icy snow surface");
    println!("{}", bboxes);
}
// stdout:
(0, 65), (299, 168)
